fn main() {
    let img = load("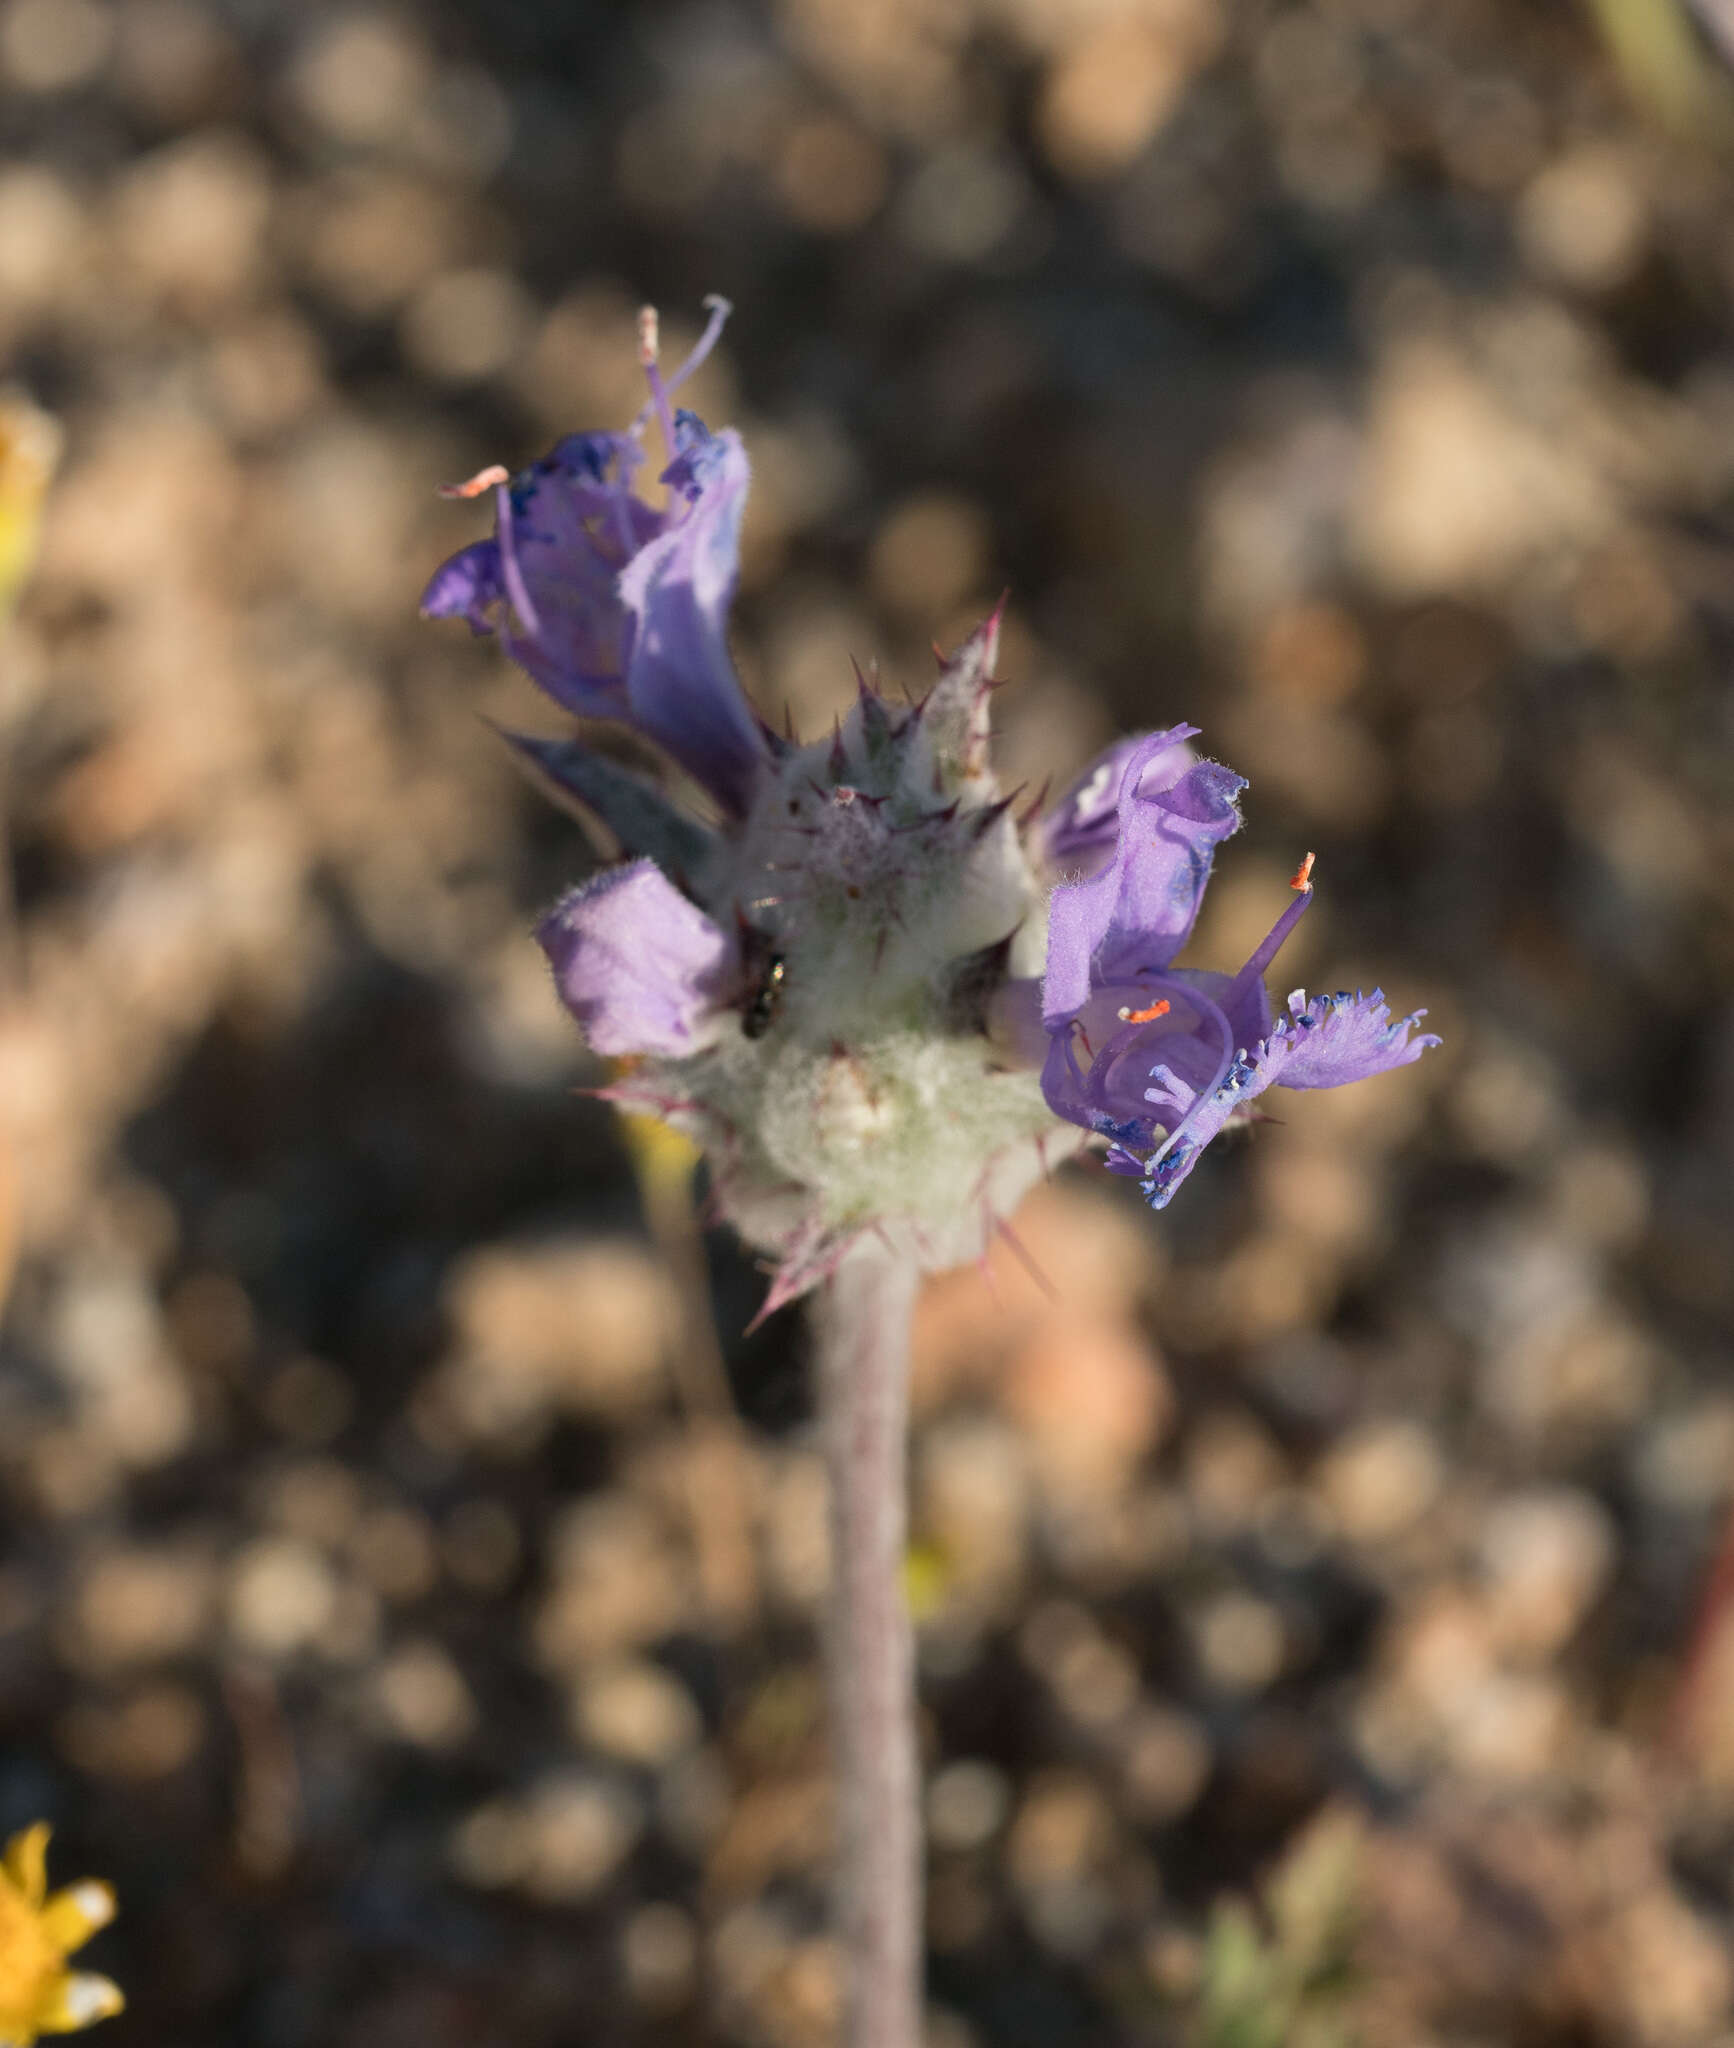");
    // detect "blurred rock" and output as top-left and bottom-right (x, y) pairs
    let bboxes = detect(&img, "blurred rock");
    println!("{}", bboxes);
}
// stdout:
(111, 132), (271, 317)
(1119, 1704), (1212, 1824)
(762, 1448), (830, 1615)
(436, 1235), (678, 1441)
(868, 492), (991, 627)
(1518, 145), (1649, 293)
(438, 1496), (520, 1593)
(1007, 1768), (1112, 1889)
(399, 268), (534, 386)
(0, 0), (112, 92)
(57, 1681), (205, 1779)
(917, 1415), (1028, 1618)
(1477, 1488), (1614, 1659)
(772, 113), (887, 233)
(60, 1542), (214, 1672)
(518, 1770), (643, 1905)
(1034, 3), (1222, 181)
(224, 1535), (340, 1659)
(622, 1901), (698, 2016)
(348, 1505), (438, 1603)
(1316, 1419), (1444, 1545)
(927, 1759), (1010, 1854)
(1194, 1590), (1287, 1694)
(284, 13), (432, 151)
(535, 1496), (691, 1669)
(47, 1257), (195, 1468)
(571, 1658), (701, 1768)
(372, 1638), (476, 1750)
